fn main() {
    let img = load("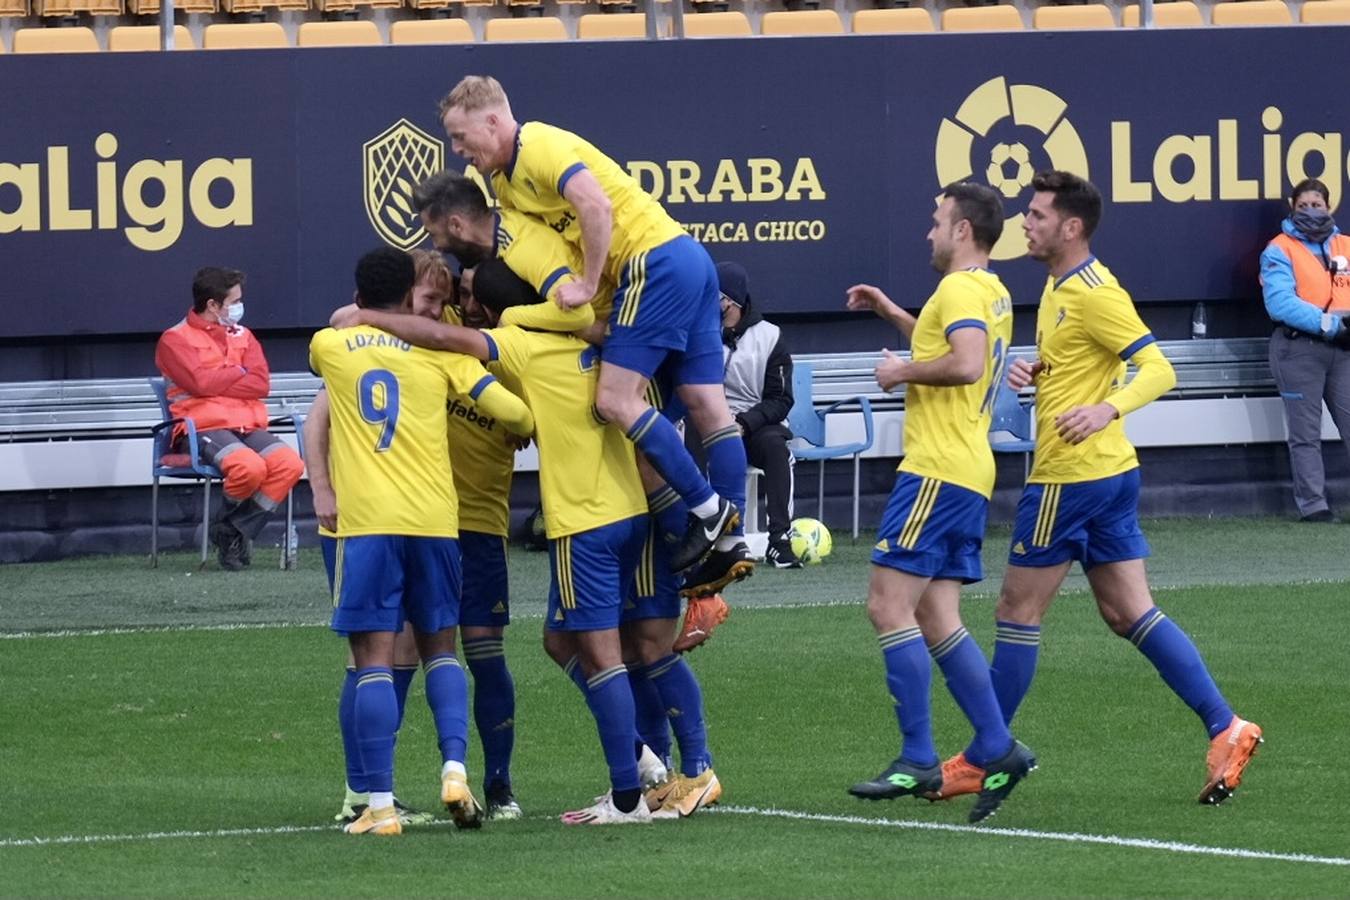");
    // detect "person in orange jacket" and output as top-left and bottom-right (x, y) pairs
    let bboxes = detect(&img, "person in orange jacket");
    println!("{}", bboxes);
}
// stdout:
(155, 267), (305, 569)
